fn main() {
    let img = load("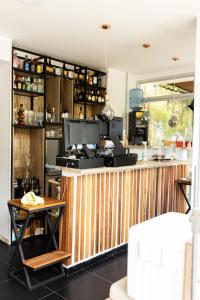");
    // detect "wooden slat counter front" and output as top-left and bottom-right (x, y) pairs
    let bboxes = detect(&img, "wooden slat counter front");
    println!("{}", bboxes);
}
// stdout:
(59, 160), (187, 267)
